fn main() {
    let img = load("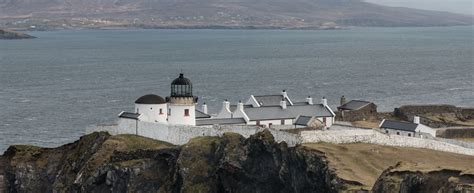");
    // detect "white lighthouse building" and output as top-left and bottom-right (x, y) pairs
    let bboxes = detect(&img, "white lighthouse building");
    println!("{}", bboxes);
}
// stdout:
(118, 72), (335, 129)
(119, 73), (198, 126)
(166, 73), (197, 125)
